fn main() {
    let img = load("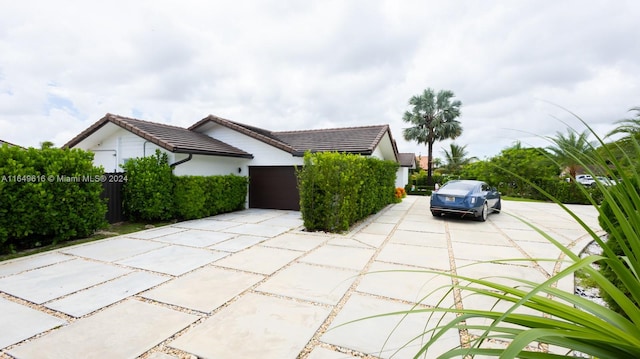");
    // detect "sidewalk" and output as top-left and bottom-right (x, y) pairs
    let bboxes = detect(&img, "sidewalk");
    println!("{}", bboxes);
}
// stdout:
(0, 196), (600, 358)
